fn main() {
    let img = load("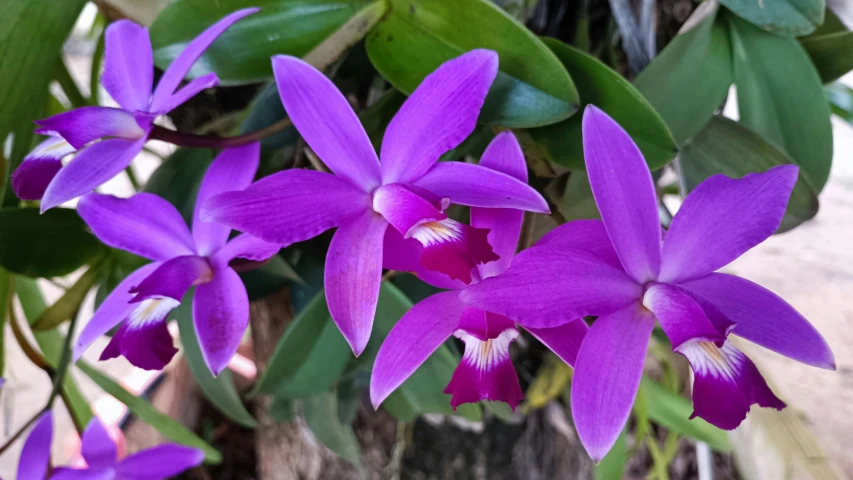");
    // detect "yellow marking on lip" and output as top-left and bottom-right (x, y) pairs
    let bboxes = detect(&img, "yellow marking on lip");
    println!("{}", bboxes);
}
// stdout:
(44, 140), (71, 152)
(421, 221), (452, 236)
